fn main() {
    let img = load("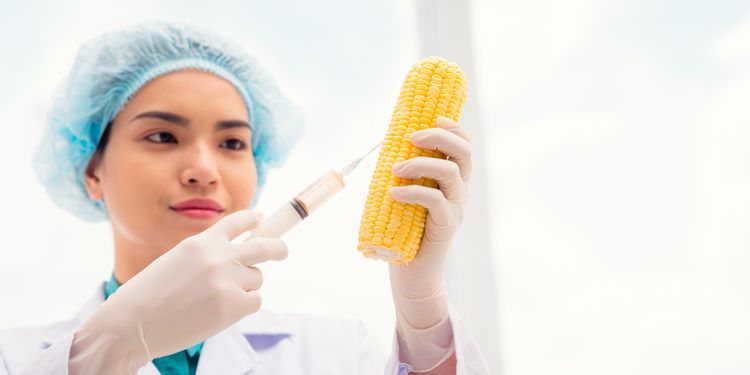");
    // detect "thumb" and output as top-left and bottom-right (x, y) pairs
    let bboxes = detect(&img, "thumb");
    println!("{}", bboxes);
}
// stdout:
(208, 210), (264, 240)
